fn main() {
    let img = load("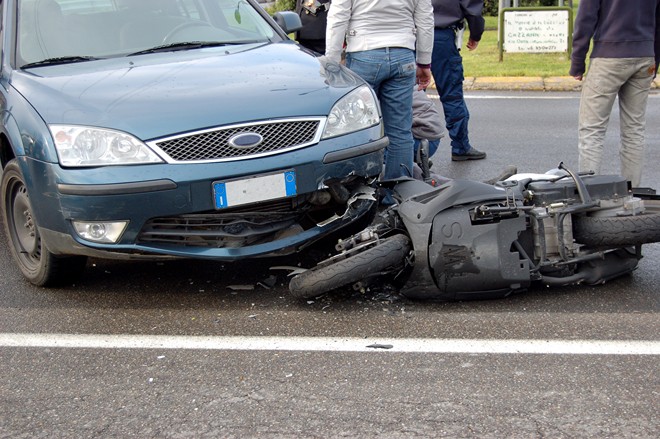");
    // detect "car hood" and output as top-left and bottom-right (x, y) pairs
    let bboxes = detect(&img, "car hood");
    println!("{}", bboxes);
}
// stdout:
(12, 43), (362, 140)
